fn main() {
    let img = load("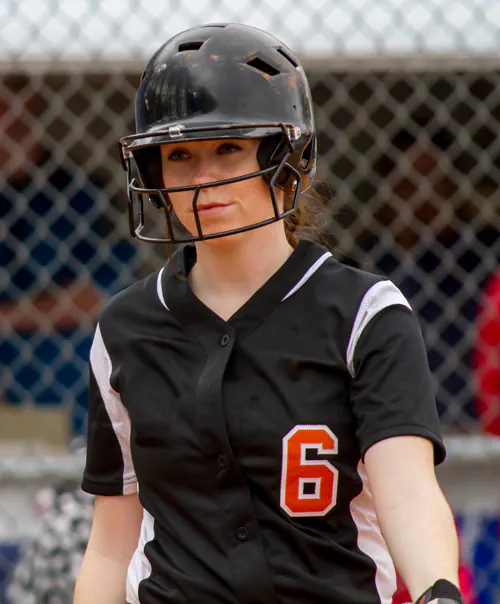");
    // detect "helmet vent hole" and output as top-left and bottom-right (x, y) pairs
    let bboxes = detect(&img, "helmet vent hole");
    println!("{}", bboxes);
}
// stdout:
(178, 41), (204, 52)
(247, 57), (280, 77)
(276, 48), (299, 69)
